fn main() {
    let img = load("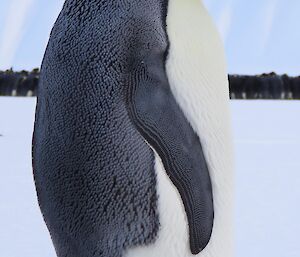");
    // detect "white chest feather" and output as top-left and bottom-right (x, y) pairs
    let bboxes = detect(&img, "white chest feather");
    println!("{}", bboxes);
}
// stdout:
(126, 1), (234, 256)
